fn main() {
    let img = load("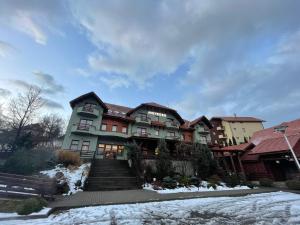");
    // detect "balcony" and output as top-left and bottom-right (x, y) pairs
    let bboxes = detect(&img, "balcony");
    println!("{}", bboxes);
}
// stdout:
(165, 135), (181, 140)
(218, 134), (227, 139)
(216, 126), (225, 131)
(132, 132), (151, 138)
(135, 116), (151, 125)
(98, 130), (129, 138)
(198, 127), (210, 134)
(77, 106), (99, 118)
(165, 121), (180, 129)
(71, 123), (96, 135)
